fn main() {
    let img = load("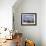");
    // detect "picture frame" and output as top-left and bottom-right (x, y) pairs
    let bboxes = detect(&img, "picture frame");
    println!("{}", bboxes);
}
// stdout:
(21, 13), (37, 26)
